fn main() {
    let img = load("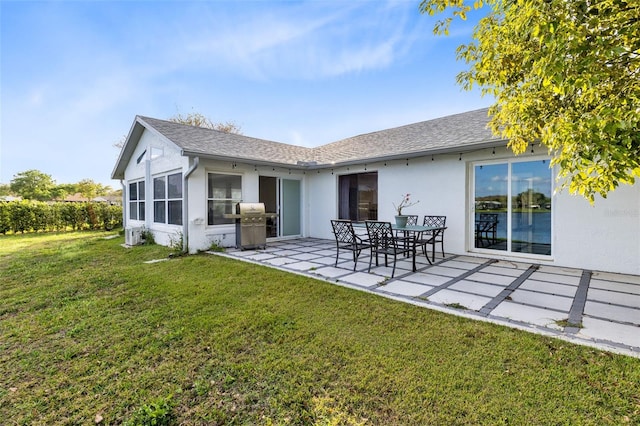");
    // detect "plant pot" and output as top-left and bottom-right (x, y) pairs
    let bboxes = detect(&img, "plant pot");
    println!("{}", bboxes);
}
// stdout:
(395, 215), (408, 228)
